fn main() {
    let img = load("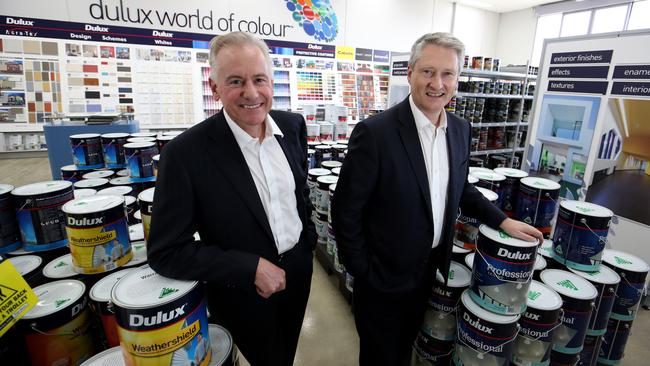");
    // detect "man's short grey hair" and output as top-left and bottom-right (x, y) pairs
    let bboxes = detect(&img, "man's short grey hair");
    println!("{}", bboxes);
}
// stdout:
(408, 32), (465, 72)
(208, 31), (274, 81)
